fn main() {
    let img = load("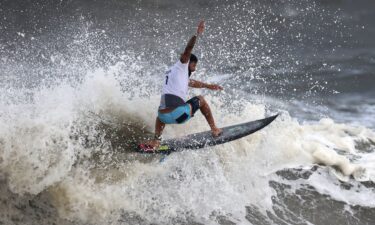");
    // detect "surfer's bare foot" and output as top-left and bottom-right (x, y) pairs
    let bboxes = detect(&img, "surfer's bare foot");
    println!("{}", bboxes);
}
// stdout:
(144, 139), (160, 149)
(211, 127), (222, 137)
